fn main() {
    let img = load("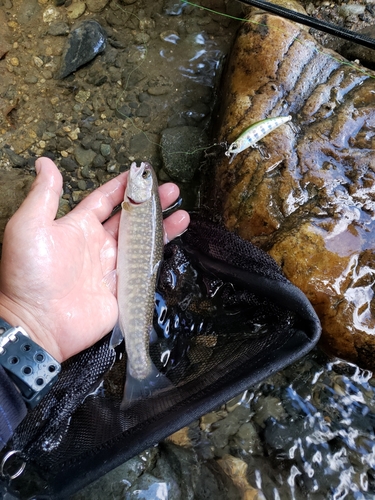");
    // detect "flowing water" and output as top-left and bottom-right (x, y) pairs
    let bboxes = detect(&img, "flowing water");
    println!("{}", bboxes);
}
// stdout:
(2, 0), (375, 498)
